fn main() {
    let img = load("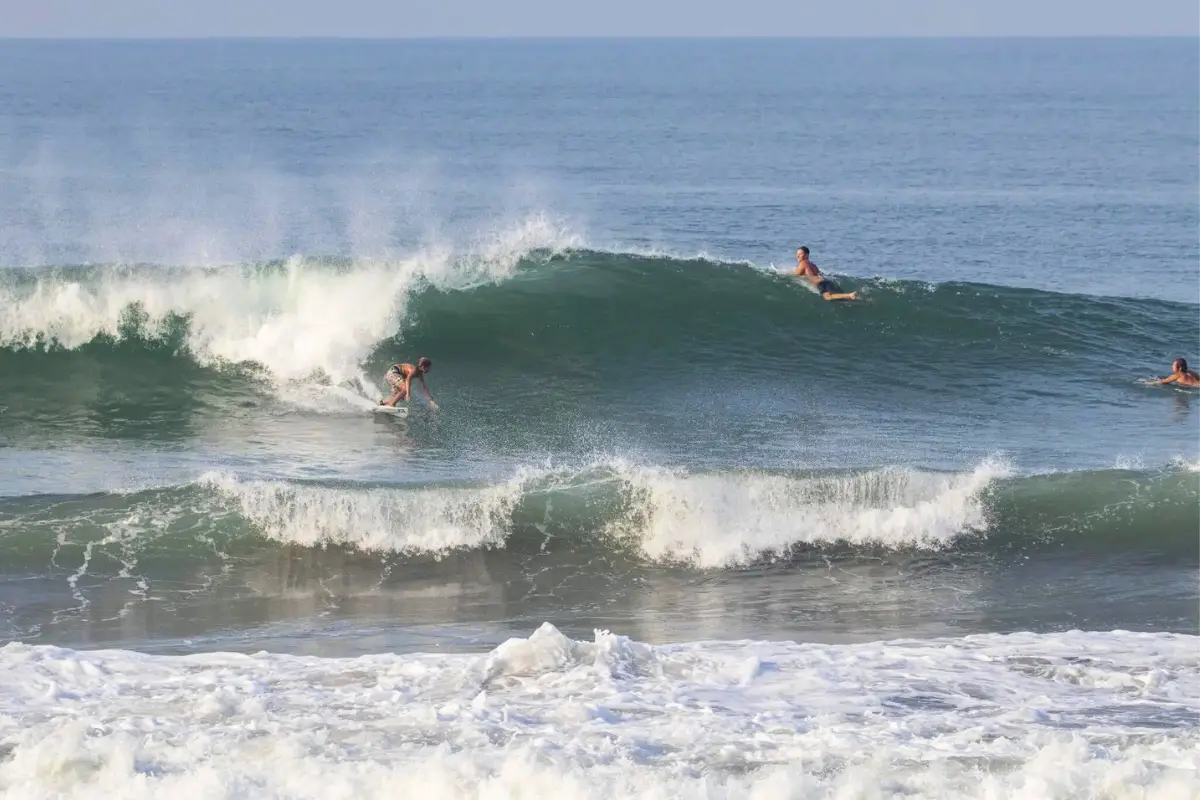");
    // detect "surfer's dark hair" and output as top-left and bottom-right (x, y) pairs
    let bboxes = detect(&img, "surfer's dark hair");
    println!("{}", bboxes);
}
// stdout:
(418, 357), (432, 370)
(798, 246), (810, 256)
(1175, 358), (1188, 371)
